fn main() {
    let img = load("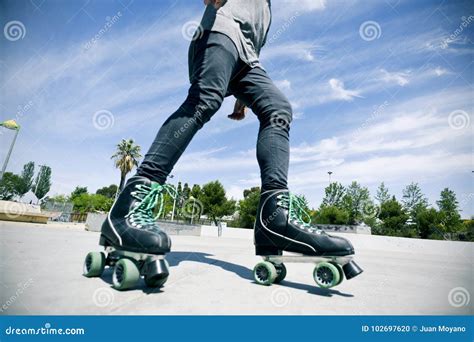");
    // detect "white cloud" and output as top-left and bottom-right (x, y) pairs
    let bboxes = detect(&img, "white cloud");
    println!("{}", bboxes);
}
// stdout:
(379, 69), (410, 86)
(328, 78), (362, 101)
(275, 79), (291, 91)
(262, 41), (319, 62)
(433, 66), (450, 76)
(271, 0), (327, 17)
